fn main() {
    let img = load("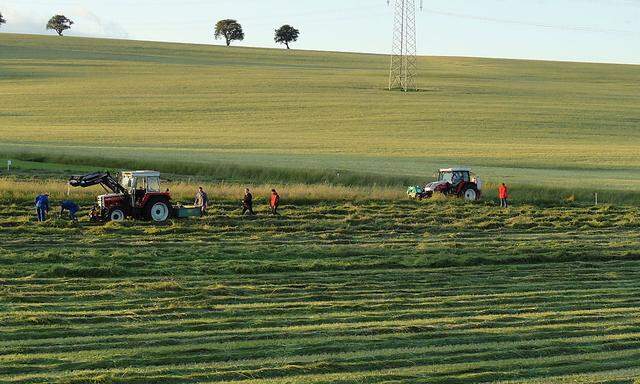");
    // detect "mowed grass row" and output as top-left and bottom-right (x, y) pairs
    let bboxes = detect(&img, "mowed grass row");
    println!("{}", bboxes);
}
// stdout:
(2, 201), (640, 277)
(3, 263), (640, 383)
